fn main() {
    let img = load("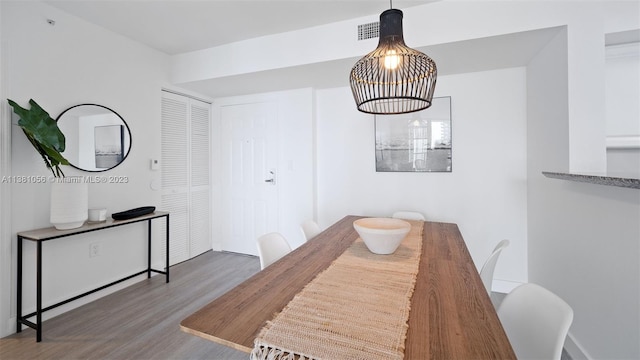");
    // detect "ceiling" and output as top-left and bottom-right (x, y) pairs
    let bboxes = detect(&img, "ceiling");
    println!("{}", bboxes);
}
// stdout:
(43, 0), (561, 98)
(175, 27), (563, 98)
(45, 0), (436, 55)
